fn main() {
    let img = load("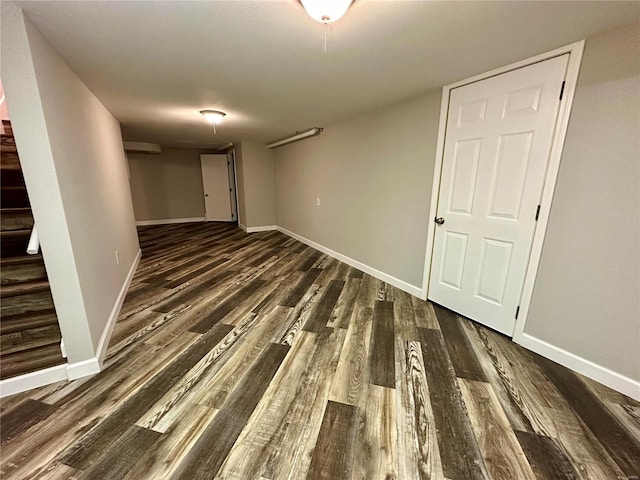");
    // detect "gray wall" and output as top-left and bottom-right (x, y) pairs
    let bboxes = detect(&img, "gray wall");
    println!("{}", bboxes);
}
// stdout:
(236, 141), (277, 228)
(1, 4), (140, 361)
(128, 148), (206, 222)
(525, 23), (640, 382)
(274, 91), (442, 287)
(274, 24), (640, 386)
